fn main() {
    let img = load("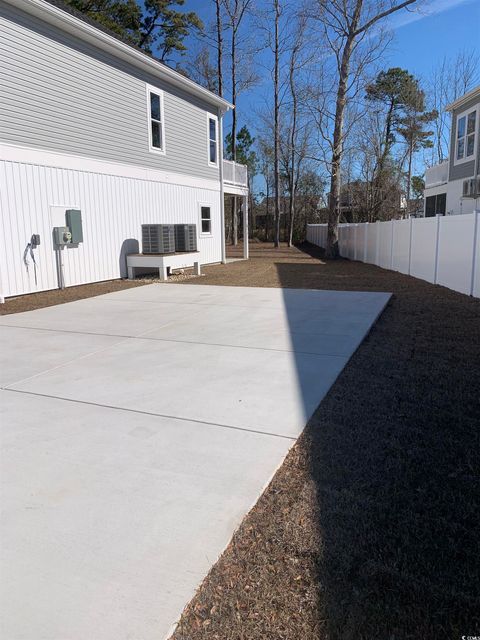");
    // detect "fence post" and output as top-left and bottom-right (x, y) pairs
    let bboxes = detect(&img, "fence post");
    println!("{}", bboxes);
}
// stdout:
(470, 211), (479, 296)
(375, 222), (380, 266)
(363, 223), (368, 262)
(433, 214), (441, 285)
(389, 220), (394, 270)
(408, 216), (413, 275)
